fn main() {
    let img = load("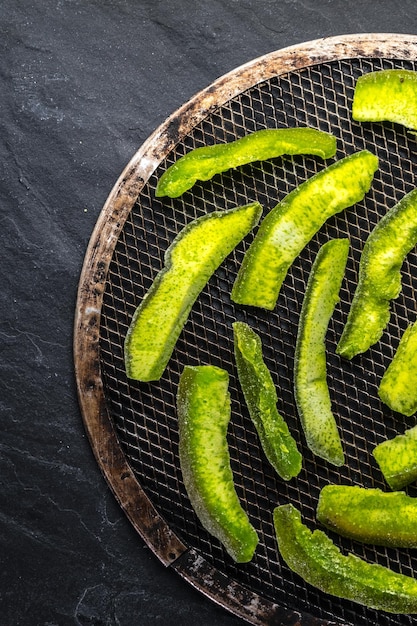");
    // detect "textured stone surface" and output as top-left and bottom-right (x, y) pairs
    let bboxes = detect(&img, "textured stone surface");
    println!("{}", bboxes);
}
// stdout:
(1, 1), (417, 625)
